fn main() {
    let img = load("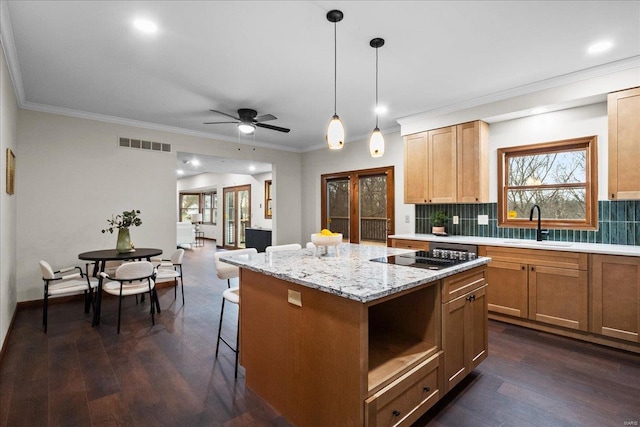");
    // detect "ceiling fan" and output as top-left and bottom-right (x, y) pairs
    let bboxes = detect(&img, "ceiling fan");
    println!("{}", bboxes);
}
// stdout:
(204, 108), (291, 134)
